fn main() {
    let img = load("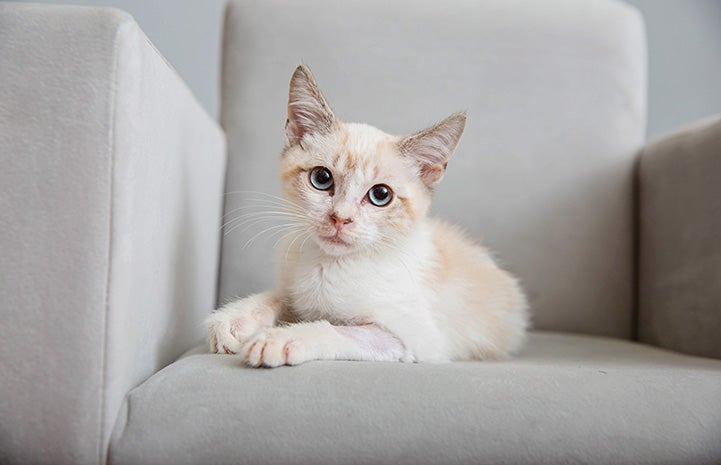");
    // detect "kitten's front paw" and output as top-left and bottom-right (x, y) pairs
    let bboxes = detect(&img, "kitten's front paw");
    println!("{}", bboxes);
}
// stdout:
(206, 312), (245, 355)
(241, 327), (311, 368)
(205, 310), (264, 355)
(206, 294), (281, 354)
